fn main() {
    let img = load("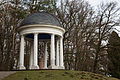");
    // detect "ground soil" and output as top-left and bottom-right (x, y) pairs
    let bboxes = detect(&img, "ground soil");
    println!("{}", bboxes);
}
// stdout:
(0, 71), (16, 80)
